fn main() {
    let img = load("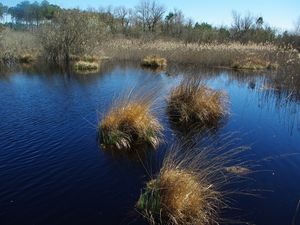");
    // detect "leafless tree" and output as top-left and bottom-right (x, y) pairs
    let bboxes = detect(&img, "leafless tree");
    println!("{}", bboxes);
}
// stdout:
(114, 6), (131, 34)
(135, 0), (165, 32)
(295, 16), (300, 35)
(232, 11), (254, 33)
